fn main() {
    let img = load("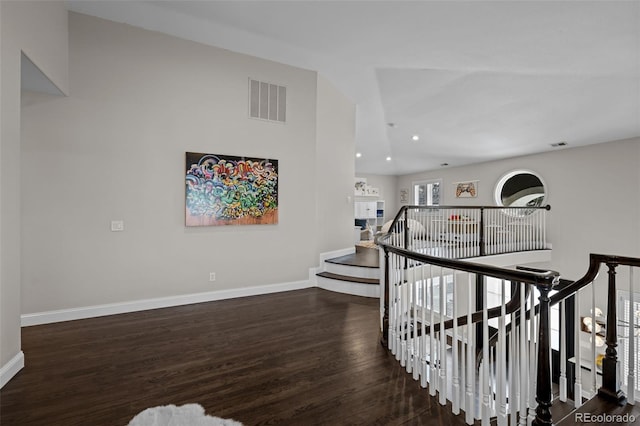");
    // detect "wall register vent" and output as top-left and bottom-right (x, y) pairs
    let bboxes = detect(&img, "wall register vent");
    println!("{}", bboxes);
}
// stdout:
(249, 78), (287, 123)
